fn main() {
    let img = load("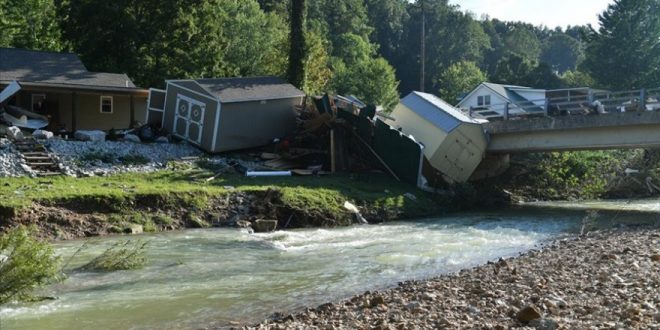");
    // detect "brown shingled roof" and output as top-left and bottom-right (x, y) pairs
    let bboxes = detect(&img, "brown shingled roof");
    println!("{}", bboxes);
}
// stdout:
(194, 76), (305, 103)
(0, 47), (139, 89)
